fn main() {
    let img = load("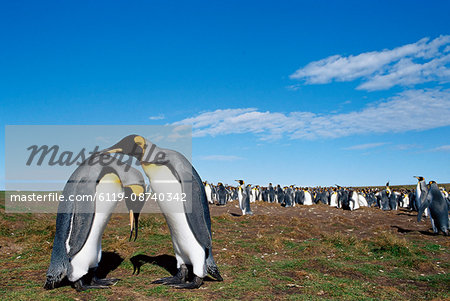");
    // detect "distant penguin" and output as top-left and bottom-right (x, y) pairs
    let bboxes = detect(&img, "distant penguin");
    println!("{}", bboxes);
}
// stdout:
(276, 185), (284, 204)
(268, 183), (275, 203)
(407, 190), (415, 210)
(250, 186), (257, 203)
(375, 183), (391, 211)
(358, 191), (369, 207)
(294, 187), (304, 205)
(389, 191), (398, 211)
(256, 186), (263, 201)
(216, 182), (227, 206)
(283, 186), (293, 207)
(204, 182), (214, 204)
(235, 180), (253, 215)
(415, 176), (429, 217)
(350, 190), (360, 211)
(231, 187), (238, 201)
(341, 189), (351, 210)
(303, 189), (313, 206)
(418, 181), (449, 235)
(330, 188), (338, 207)
(400, 192), (409, 208)
(103, 135), (222, 288)
(44, 154), (145, 291)
(261, 187), (268, 202)
(366, 191), (376, 207)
